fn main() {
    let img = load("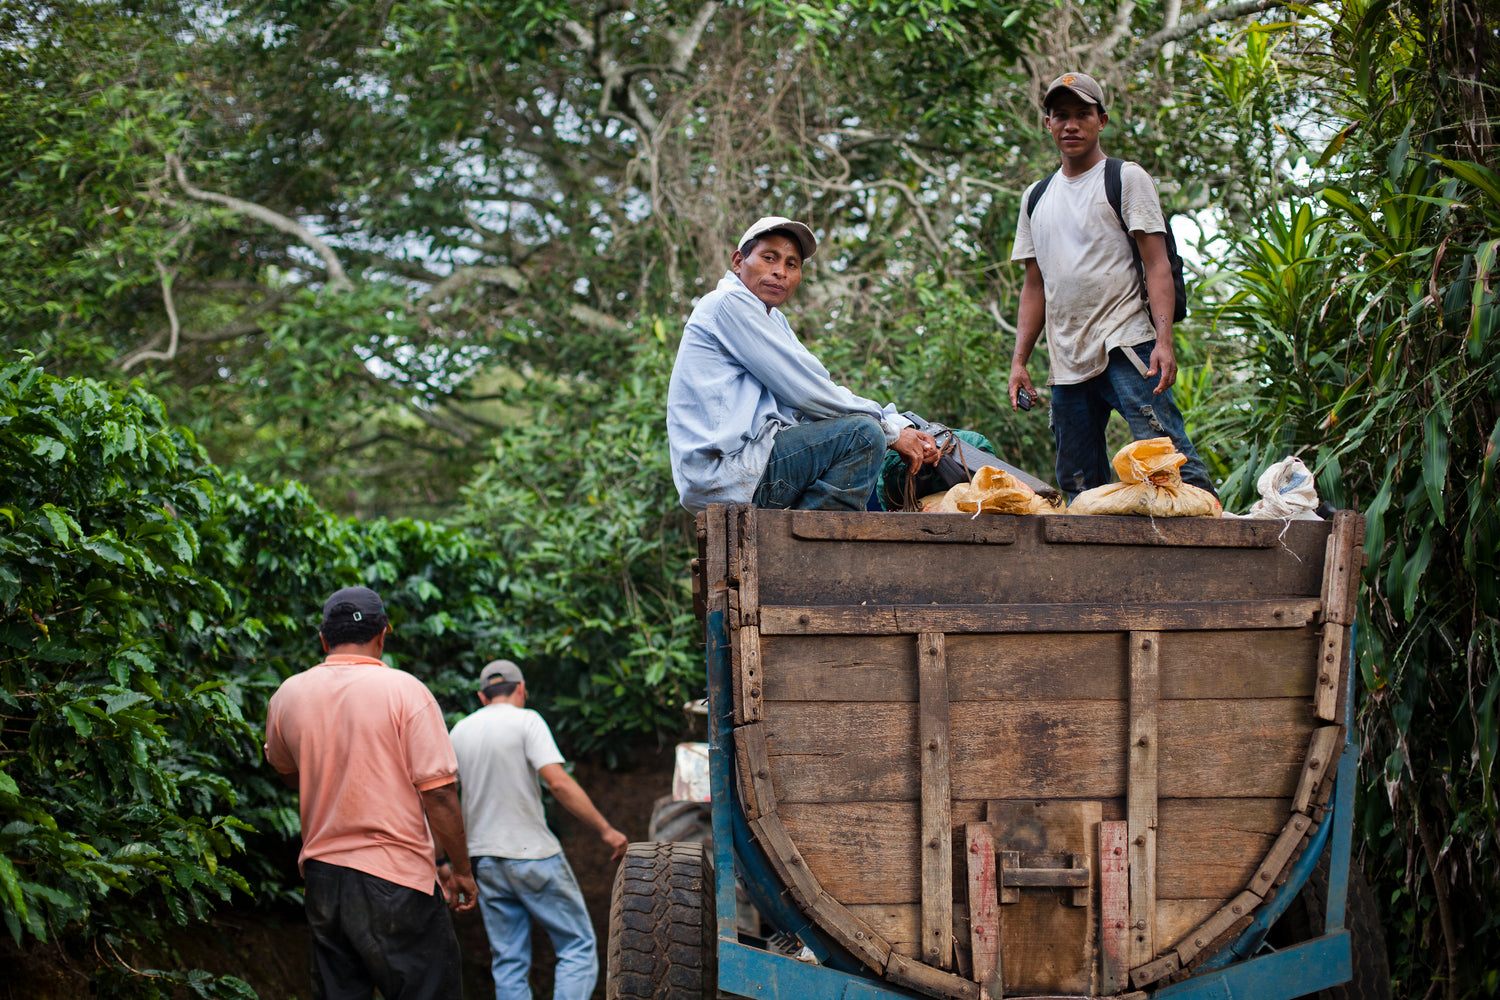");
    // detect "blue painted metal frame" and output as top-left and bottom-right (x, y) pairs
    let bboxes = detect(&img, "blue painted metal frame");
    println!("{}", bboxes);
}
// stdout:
(701, 606), (1363, 1000)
